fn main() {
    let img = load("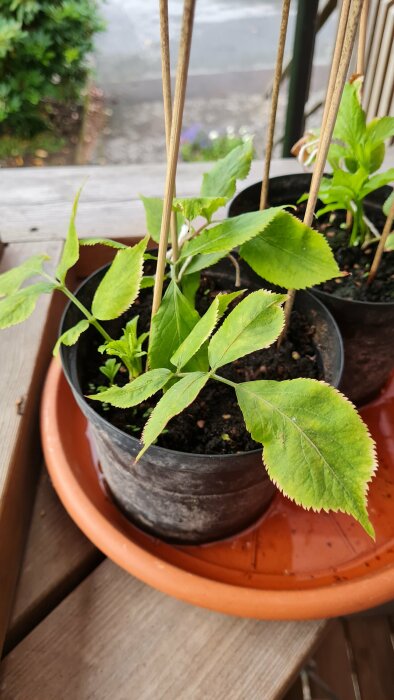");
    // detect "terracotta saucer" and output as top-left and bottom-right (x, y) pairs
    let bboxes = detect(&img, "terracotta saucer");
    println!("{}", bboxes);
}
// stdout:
(41, 359), (394, 619)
